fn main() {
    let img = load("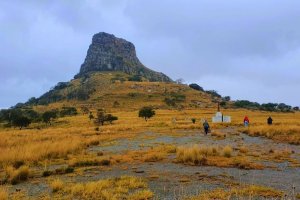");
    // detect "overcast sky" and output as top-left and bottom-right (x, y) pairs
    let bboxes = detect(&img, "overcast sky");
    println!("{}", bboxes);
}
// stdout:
(1, 0), (300, 108)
